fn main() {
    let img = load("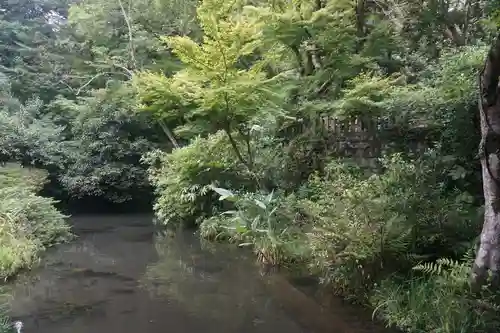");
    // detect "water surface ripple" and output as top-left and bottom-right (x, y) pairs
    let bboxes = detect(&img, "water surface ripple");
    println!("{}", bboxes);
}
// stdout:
(5, 214), (391, 333)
